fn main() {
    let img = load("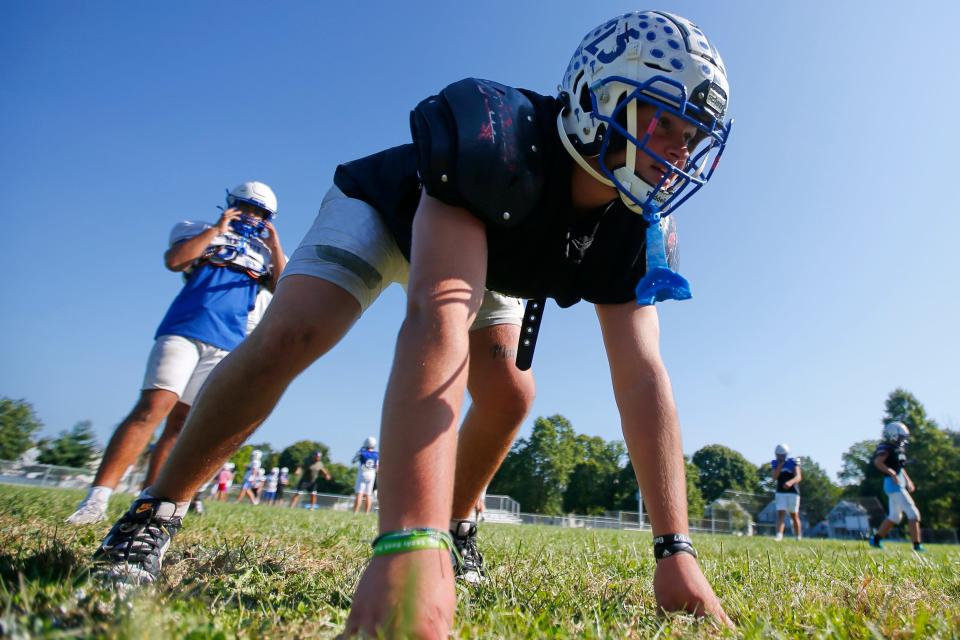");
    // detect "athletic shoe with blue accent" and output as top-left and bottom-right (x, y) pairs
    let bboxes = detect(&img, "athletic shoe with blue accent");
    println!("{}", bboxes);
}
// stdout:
(92, 498), (182, 585)
(869, 535), (883, 549)
(913, 543), (926, 553)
